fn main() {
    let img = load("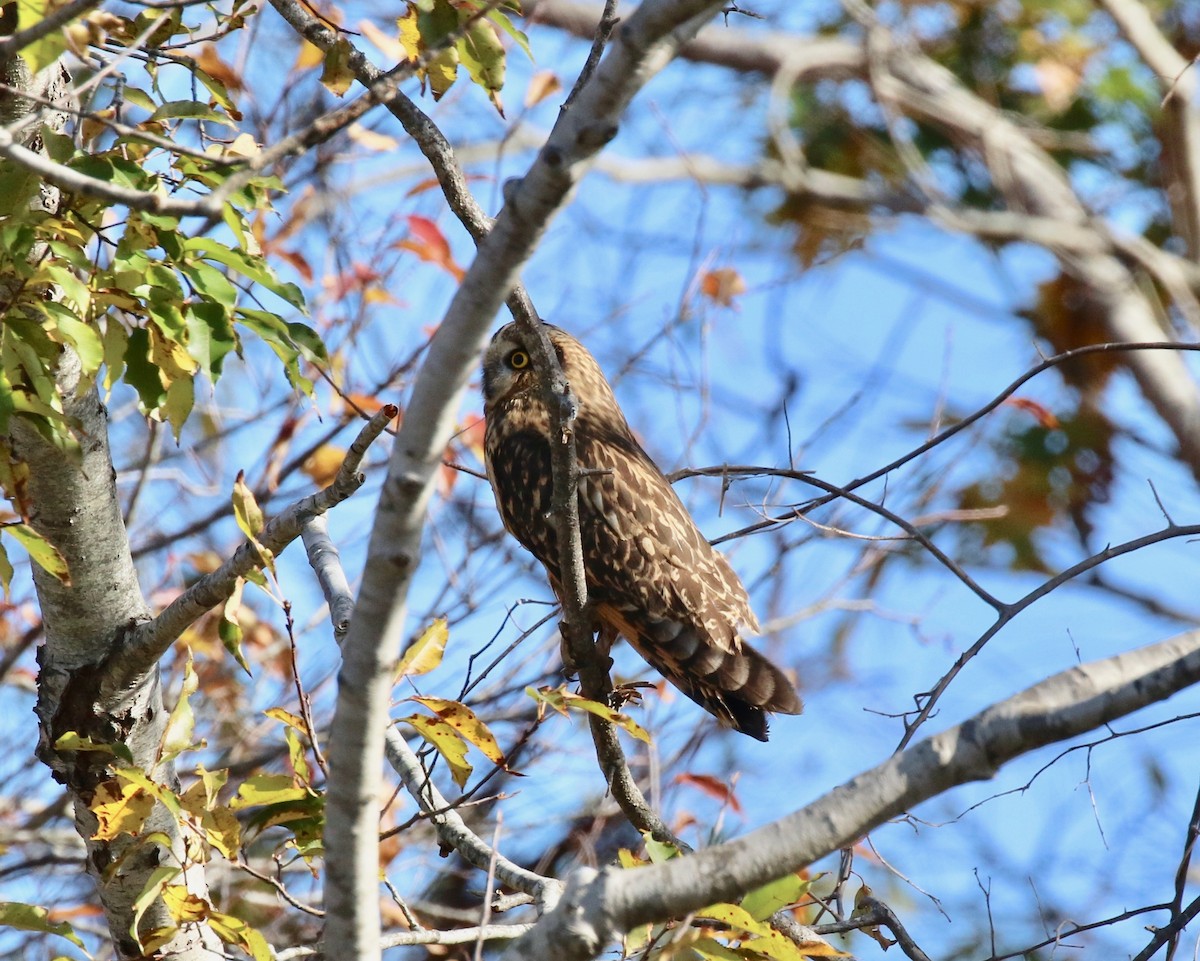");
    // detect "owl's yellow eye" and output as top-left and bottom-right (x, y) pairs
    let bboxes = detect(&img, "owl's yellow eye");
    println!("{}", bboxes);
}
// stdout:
(508, 350), (530, 370)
